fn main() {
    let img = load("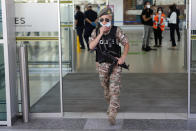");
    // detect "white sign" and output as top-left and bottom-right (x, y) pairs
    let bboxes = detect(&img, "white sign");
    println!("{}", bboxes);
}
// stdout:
(156, 0), (184, 5)
(15, 3), (58, 32)
(126, 10), (142, 15)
